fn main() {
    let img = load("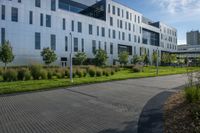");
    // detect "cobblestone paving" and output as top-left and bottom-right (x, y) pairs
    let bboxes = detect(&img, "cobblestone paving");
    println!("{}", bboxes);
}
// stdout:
(0, 75), (187, 133)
